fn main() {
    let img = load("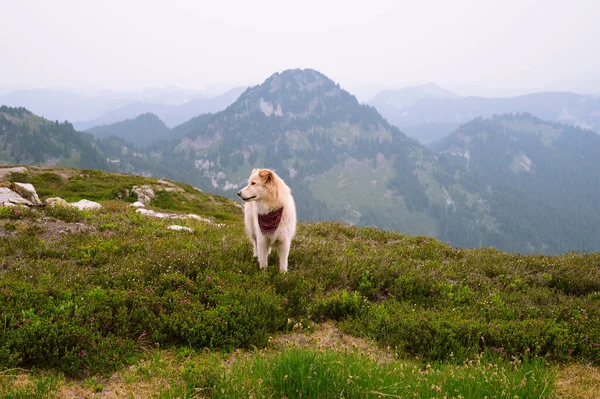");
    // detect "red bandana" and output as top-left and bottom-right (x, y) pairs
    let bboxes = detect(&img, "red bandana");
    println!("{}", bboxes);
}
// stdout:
(258, 207), (284, 235)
